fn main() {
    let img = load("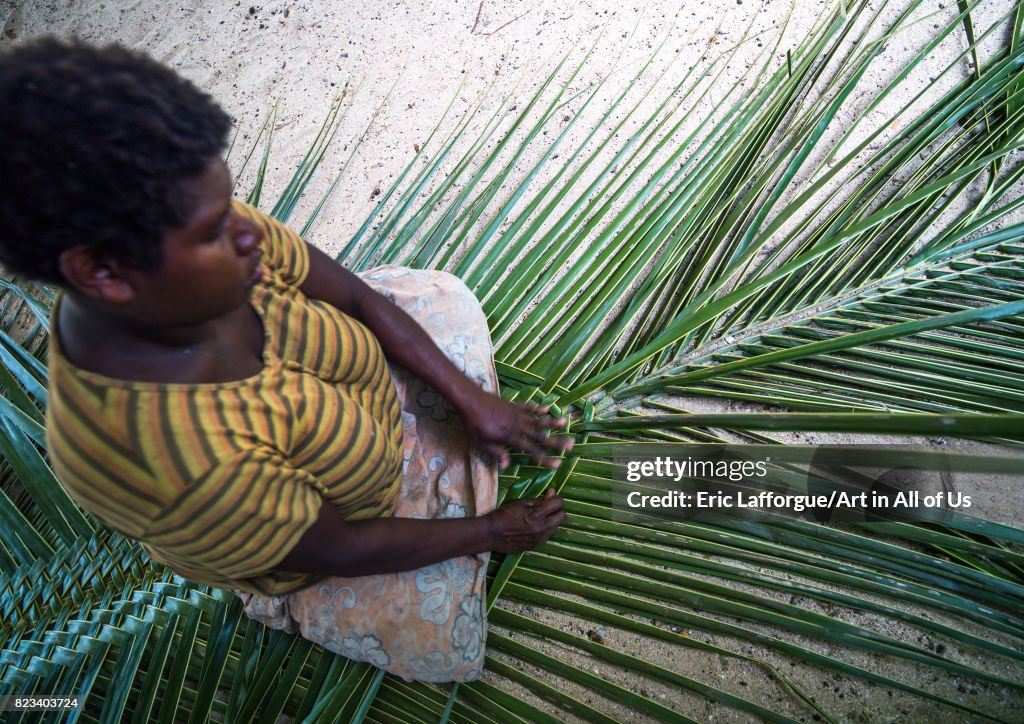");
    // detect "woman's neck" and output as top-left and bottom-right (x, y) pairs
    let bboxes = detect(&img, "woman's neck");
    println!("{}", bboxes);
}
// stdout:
(56, 293), (263, 384)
